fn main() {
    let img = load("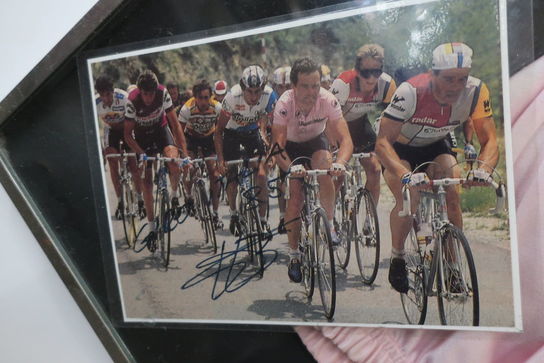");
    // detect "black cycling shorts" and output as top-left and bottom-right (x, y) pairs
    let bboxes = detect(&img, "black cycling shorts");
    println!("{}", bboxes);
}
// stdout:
(104, 127), (128, 151)
(393, 137), (456, 172)
(279, 132), (330, 180)
(223, 128), (267, 184)
(223, 128), (266, 161)
(134, 125), (175, 168)
(186, 133), (215, 157)
(347, 115), (376, 153)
